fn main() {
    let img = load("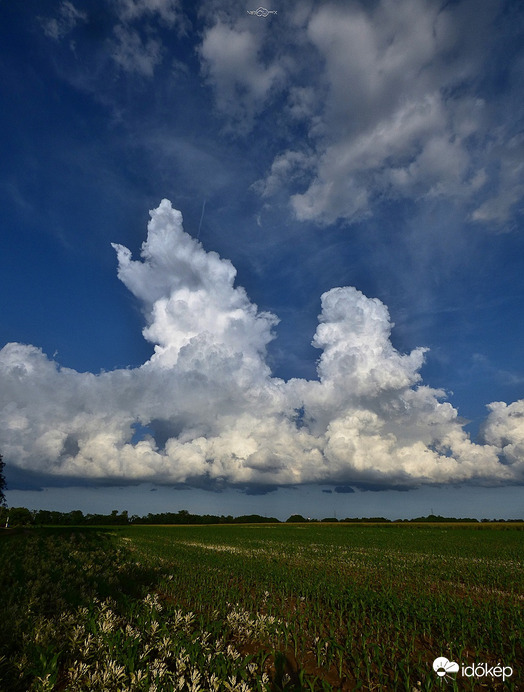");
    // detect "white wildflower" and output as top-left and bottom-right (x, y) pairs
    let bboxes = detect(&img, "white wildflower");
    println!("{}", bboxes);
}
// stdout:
(226, 644), (241, 660)
(208, 673), (221, 691)
(130, 669), (148, 685)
